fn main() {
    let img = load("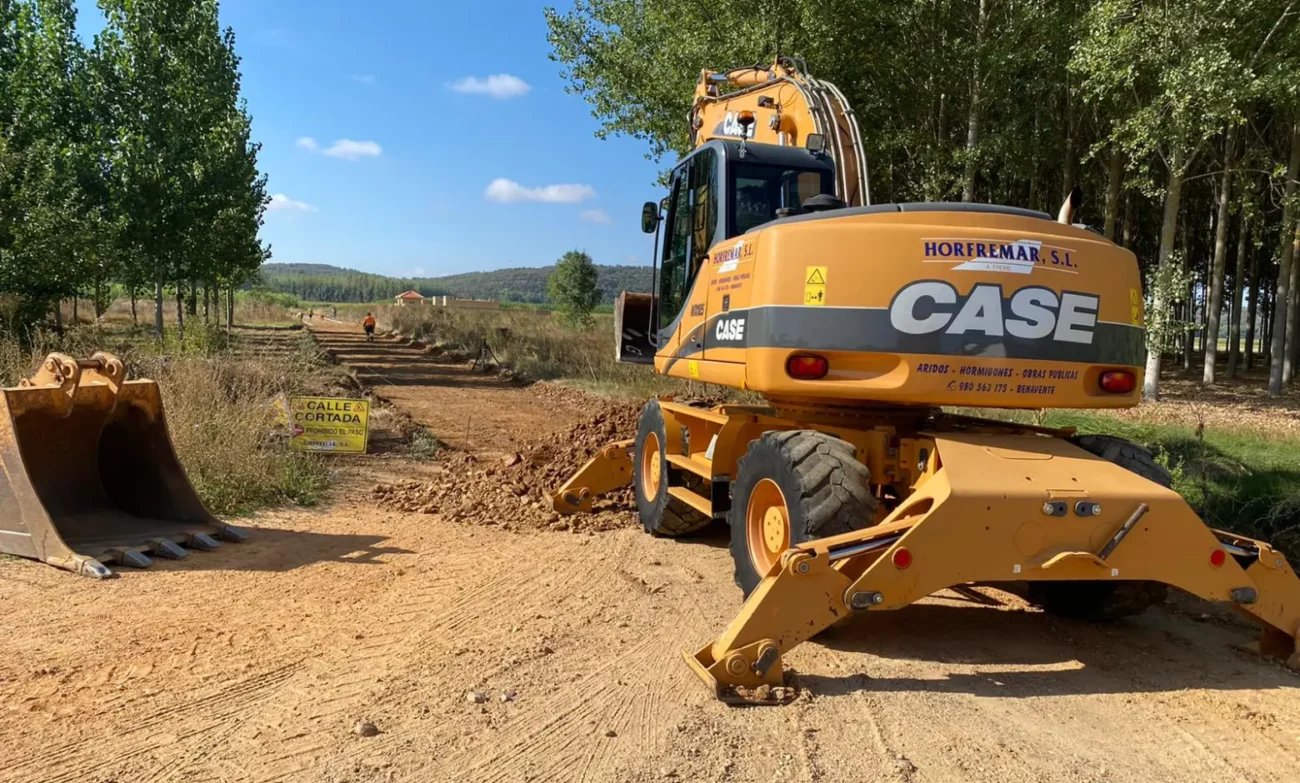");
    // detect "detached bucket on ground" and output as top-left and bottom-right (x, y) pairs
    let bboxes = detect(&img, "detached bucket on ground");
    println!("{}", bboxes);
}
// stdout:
(0, 352), (245, 578)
